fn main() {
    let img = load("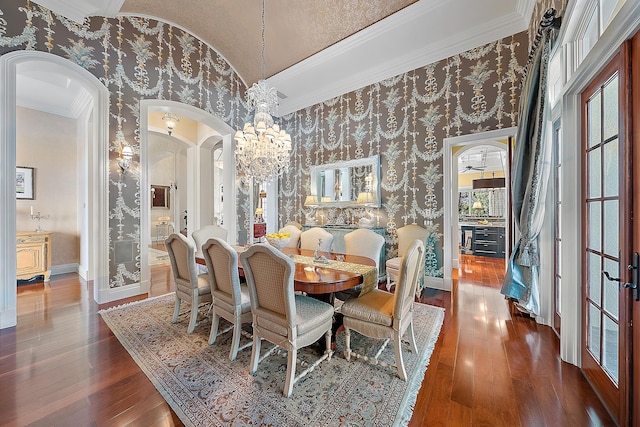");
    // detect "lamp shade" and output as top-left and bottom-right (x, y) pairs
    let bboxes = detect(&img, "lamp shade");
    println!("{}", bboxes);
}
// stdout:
(304, 195), (319, 206)
(255, 208), (264, 215)
(472, 201), (483, 209)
